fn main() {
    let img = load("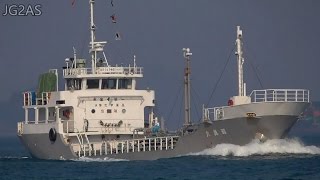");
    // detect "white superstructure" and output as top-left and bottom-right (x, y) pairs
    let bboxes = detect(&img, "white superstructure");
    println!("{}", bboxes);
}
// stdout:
(19, 0), (157, 144)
